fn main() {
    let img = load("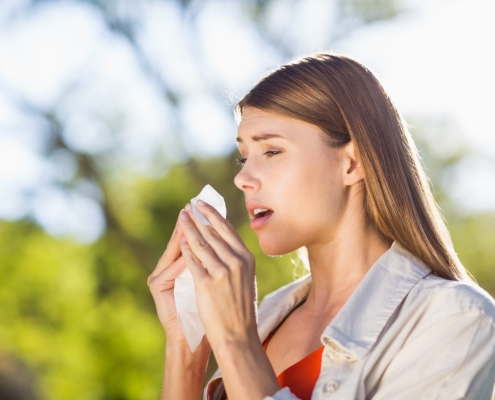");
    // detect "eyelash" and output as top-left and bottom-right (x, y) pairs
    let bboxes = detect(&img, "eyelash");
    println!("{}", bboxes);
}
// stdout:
(236, 150), (281, 166)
